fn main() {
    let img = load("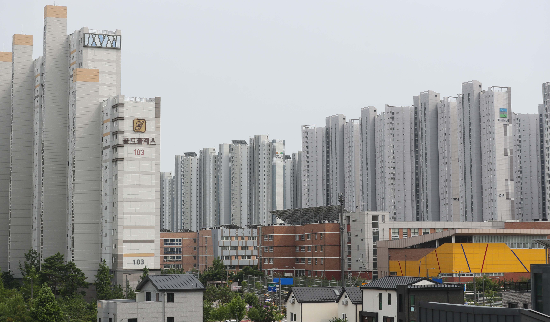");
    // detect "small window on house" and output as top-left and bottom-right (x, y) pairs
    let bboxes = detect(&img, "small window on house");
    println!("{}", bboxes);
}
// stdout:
(388, 293), (391, 305)
(167, 293), (174, 303)
(128, 319), (137, 322)
(146, 292), (151, 301)
(410, 295), (415, 311)
(167, 318), (174, 322)
(156, 293), (160, 301)
(379, 293), (383, 310)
